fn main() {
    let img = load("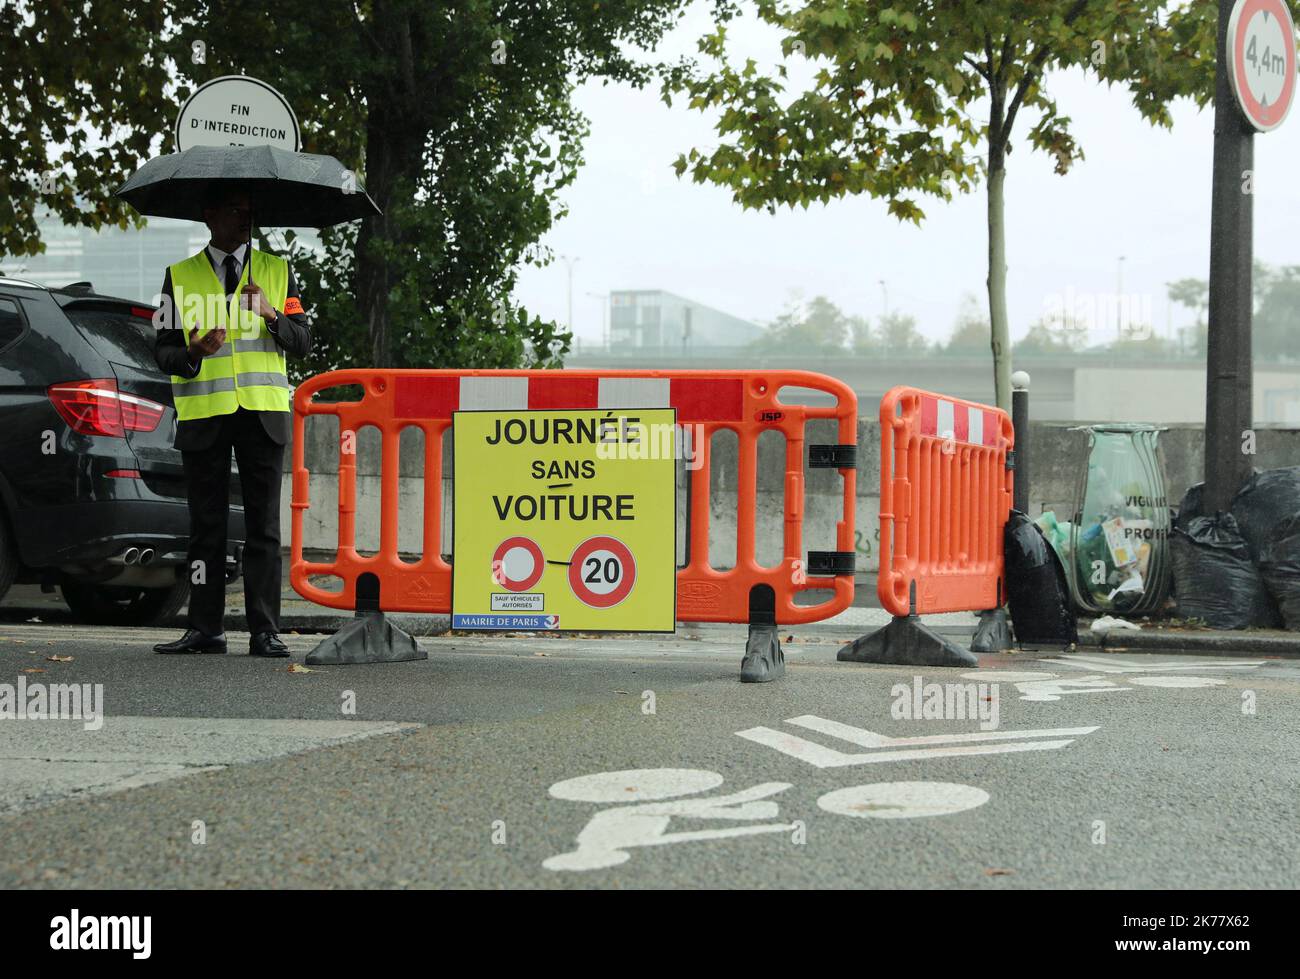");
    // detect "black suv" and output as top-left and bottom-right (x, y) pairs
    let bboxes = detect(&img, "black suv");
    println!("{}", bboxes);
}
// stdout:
(0, 276), (245, 624)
